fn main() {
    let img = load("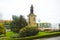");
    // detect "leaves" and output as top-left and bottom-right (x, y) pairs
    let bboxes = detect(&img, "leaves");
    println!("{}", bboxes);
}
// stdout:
(10, 15), (28, 33)
(0, 23), (6, 35)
